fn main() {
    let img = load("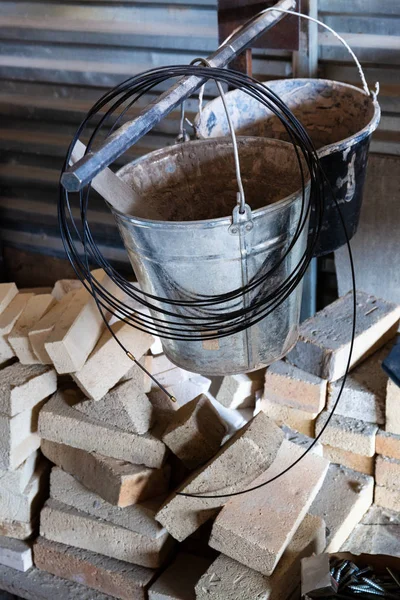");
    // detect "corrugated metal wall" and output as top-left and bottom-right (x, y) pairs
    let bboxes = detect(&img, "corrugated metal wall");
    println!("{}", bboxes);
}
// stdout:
(0, 0), (398, 263)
